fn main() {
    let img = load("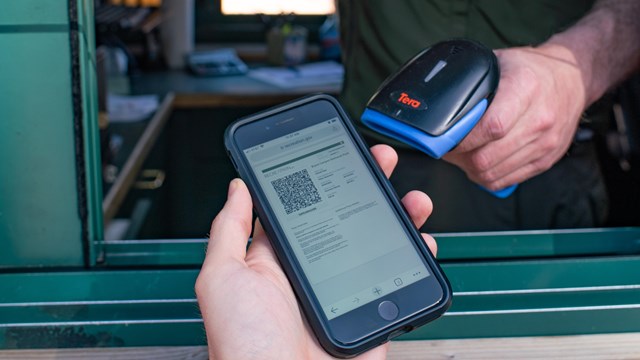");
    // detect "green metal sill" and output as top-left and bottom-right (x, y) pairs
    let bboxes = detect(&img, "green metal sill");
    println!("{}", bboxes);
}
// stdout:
(98, 227), (640, 266)
(2, 254), (640, 348)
